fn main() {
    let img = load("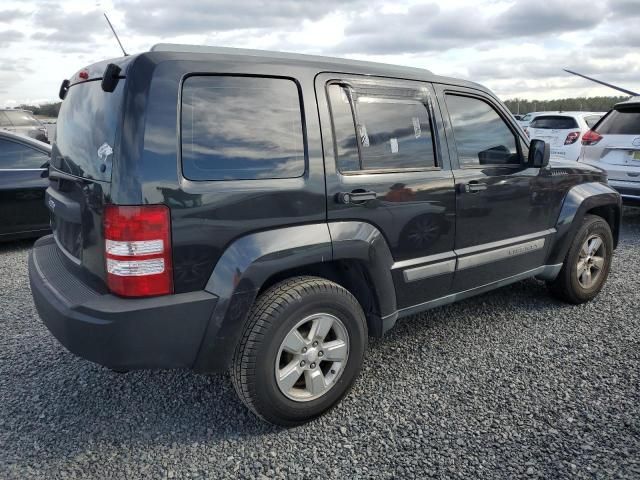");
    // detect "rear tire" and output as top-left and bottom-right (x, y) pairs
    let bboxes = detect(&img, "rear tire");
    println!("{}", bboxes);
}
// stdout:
(231, 276), (367, 426)
(547, 214), (613, 304)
